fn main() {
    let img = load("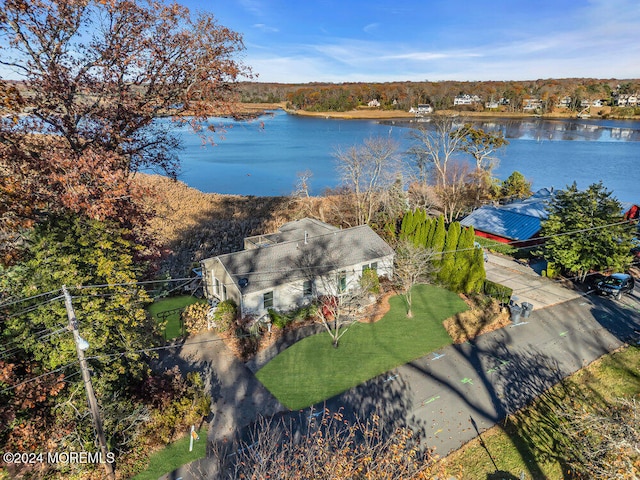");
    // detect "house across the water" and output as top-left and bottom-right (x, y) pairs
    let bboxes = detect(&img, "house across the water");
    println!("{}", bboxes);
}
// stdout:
(200, 218), (394, 317)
